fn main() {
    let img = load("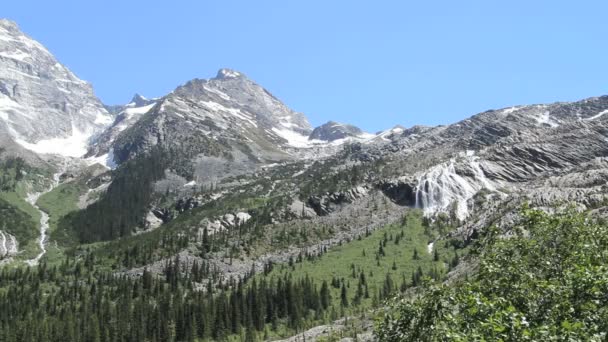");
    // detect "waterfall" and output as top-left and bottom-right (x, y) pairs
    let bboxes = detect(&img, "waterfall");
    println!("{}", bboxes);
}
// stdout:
(414, 156), (494, 220)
